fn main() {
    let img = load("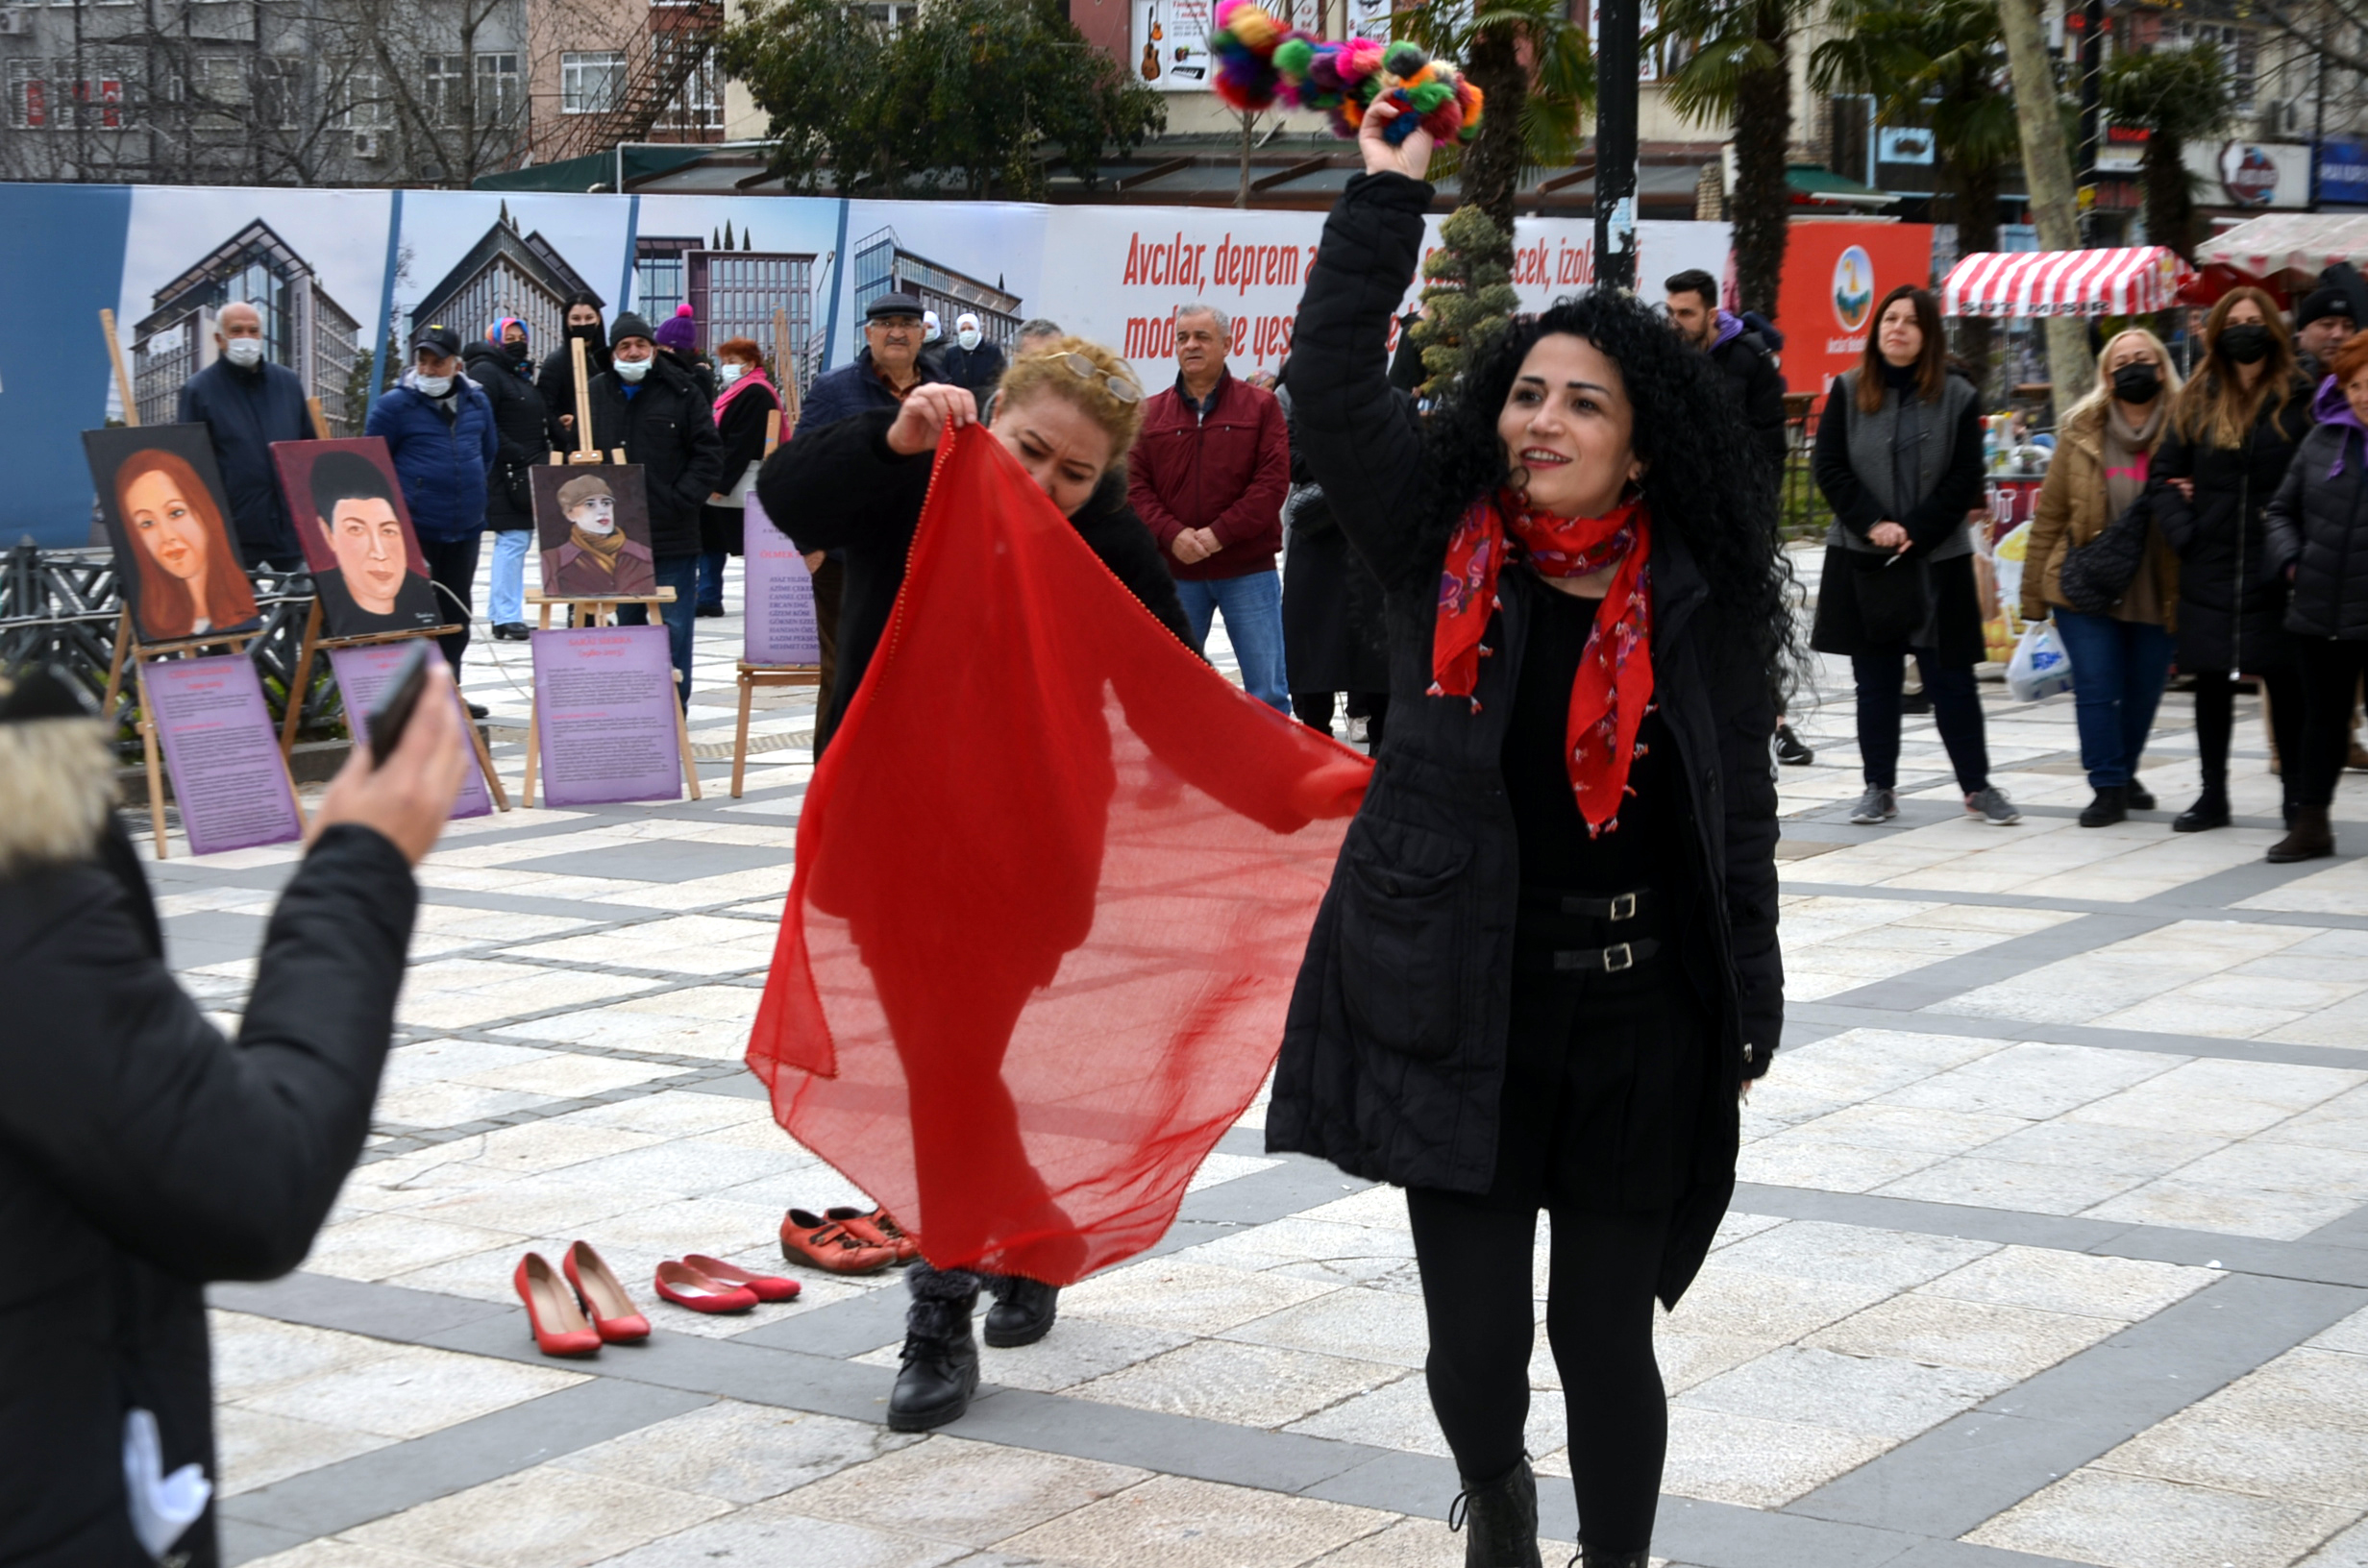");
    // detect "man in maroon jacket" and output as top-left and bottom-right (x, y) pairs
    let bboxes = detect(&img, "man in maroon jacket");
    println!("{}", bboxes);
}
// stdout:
(1129, 305), (1294, 712)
